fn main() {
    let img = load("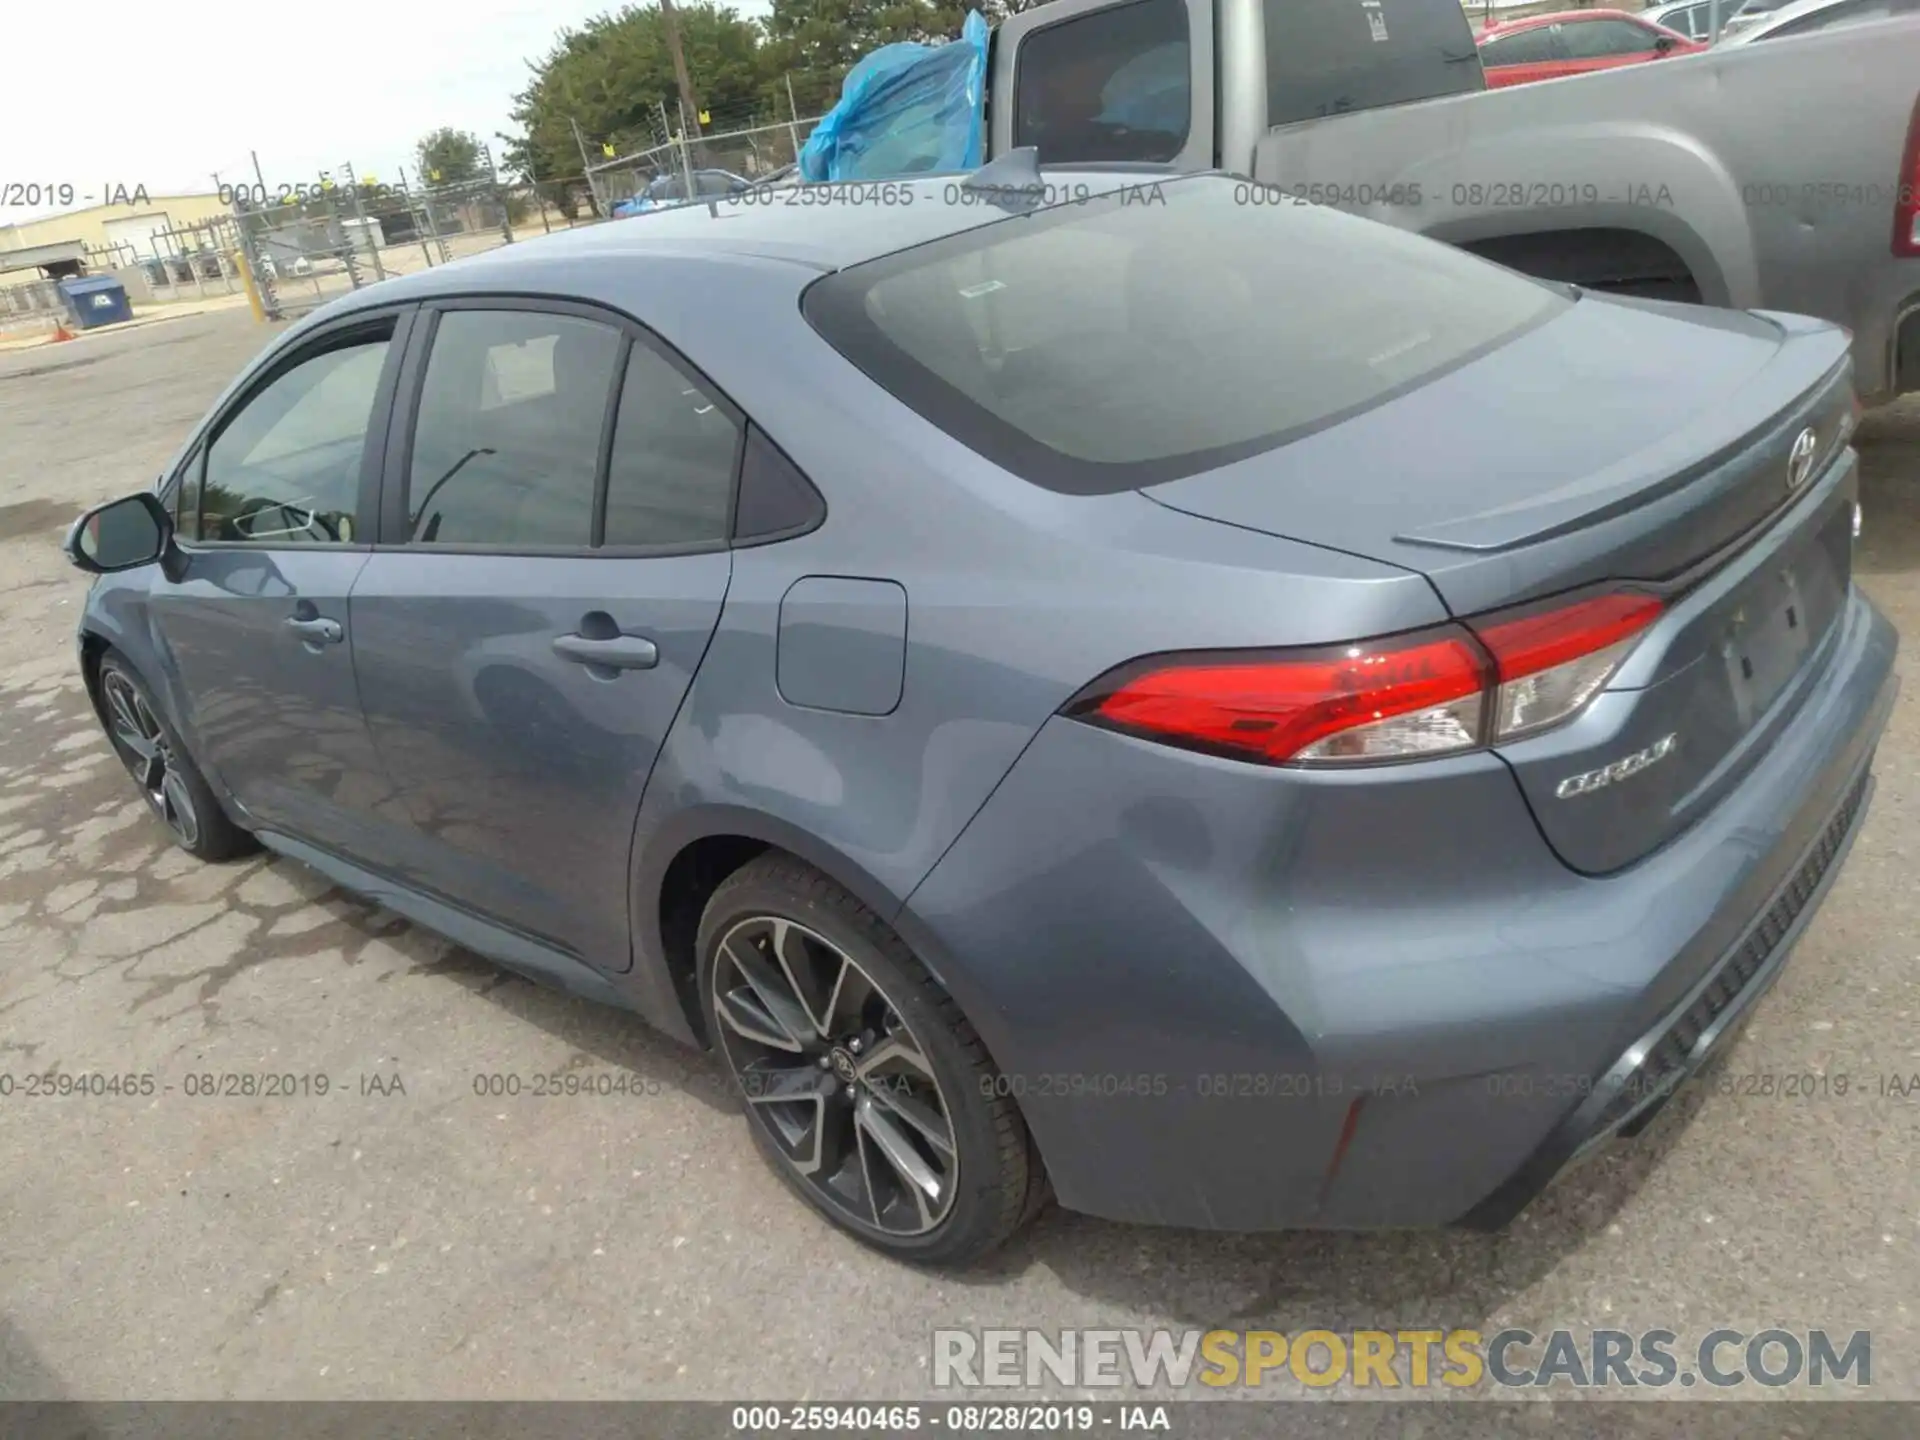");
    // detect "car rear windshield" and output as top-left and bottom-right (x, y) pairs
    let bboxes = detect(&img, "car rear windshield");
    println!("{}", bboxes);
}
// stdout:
(1265, 0), (1484, 128)
(802, 176), (1568, 493)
